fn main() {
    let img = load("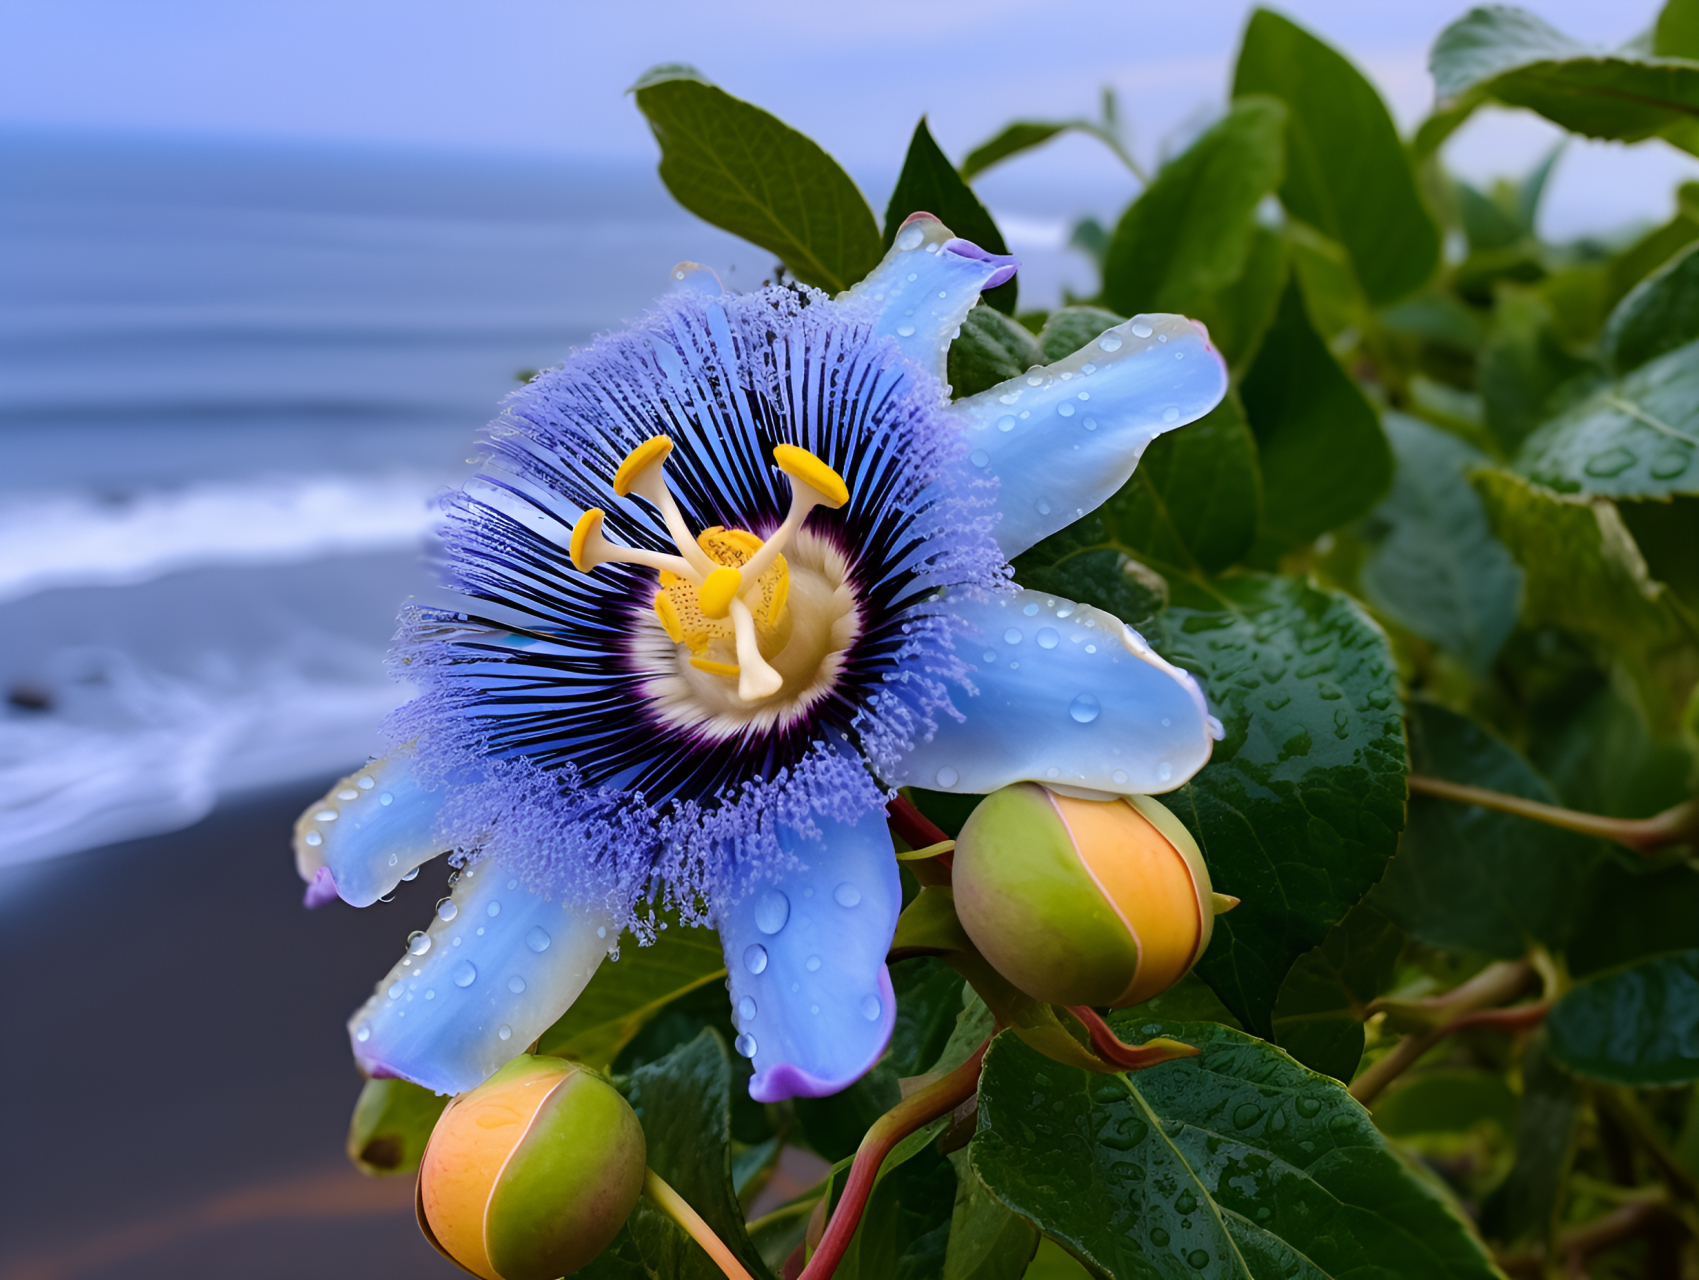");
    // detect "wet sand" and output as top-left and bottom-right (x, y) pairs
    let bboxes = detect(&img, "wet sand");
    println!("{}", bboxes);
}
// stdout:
(0, 777), (462, 1279)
